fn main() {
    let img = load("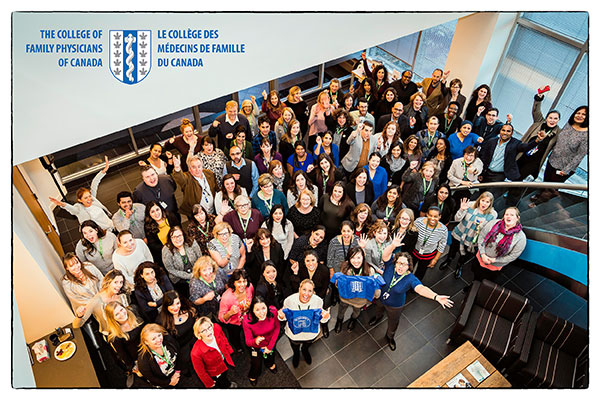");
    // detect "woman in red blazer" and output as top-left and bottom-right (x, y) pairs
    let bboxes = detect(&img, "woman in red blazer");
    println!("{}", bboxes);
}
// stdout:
(190, 317), (237, 388)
